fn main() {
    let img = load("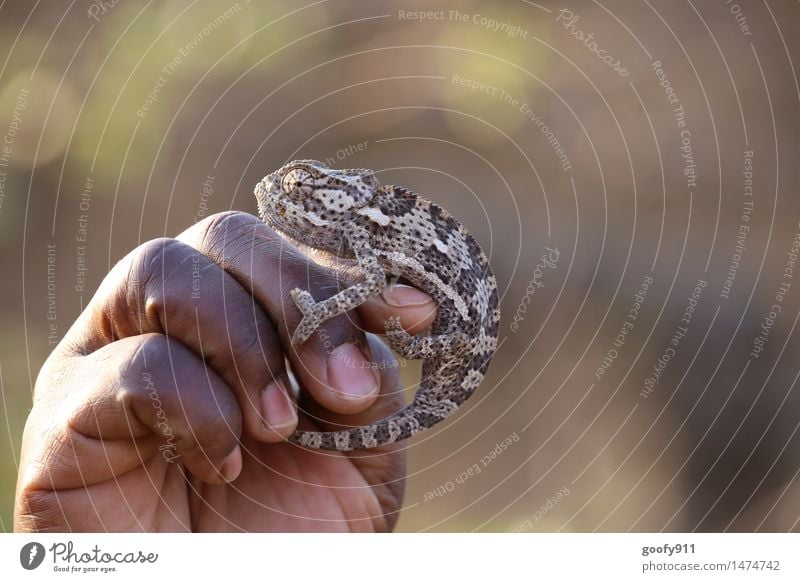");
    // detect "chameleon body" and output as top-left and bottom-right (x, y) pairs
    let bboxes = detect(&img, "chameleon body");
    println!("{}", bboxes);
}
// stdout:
(254, 160), (499, 450)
